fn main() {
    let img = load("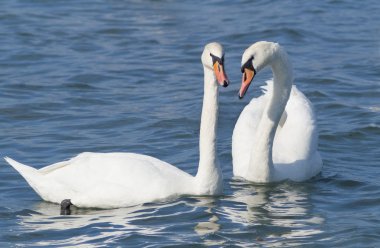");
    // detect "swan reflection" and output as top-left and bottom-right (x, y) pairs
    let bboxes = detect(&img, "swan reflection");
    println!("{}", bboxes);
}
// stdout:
(192, 197), (220, 236)
(223, 179), (324, 241)
(15, 181), (324, 246)
(17, 201), (174, 245)
(16, 196), (223, 246)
